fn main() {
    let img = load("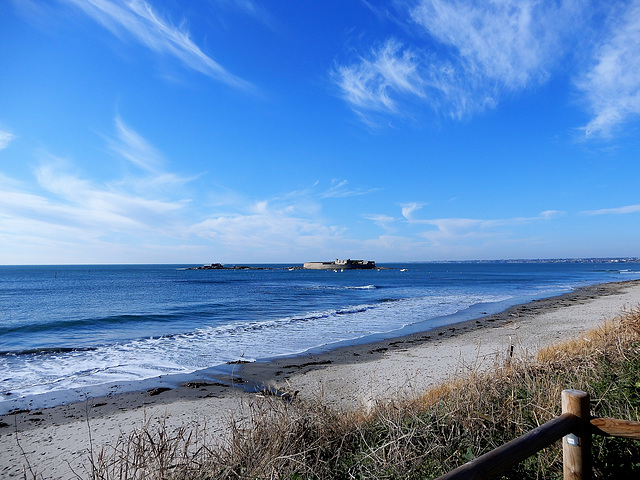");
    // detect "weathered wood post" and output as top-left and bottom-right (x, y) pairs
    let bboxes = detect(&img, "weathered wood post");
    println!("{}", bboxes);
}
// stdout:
(562, 389), (591, 480)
